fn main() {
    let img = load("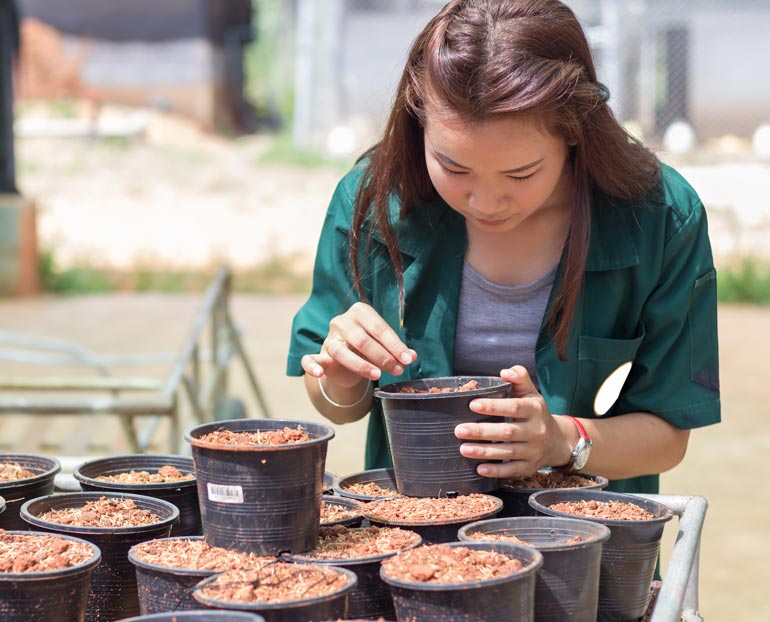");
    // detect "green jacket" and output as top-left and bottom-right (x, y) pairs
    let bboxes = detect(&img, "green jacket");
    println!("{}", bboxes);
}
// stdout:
(287, 162), (721, 495)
